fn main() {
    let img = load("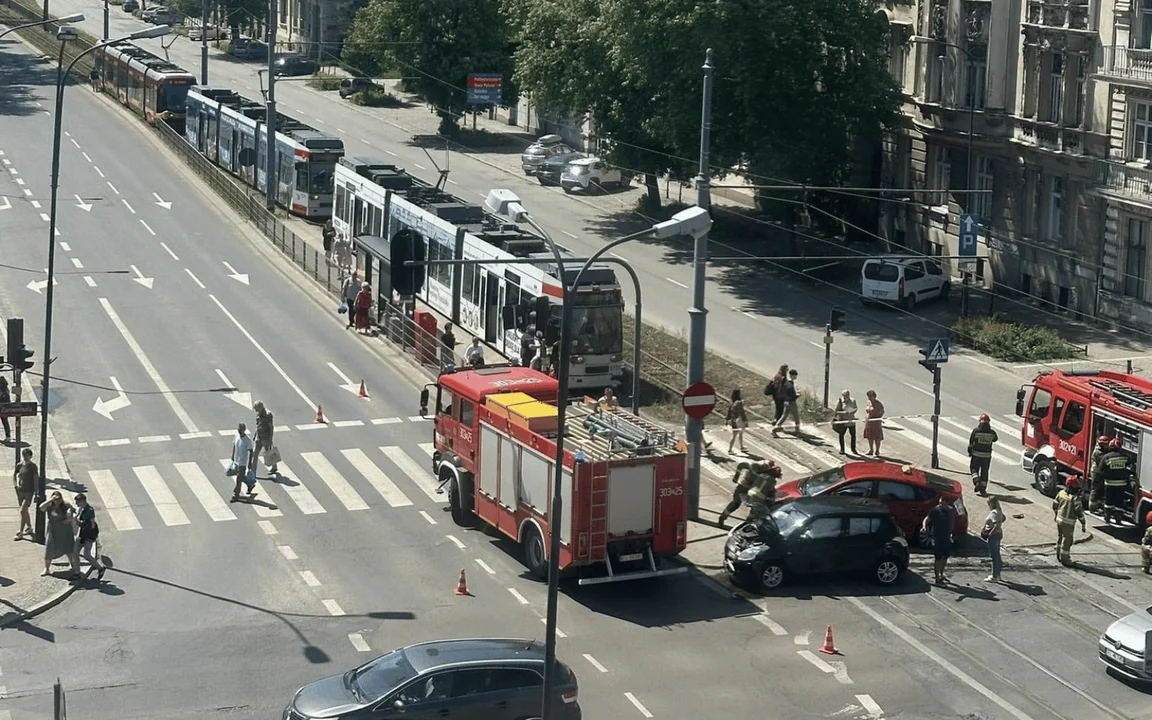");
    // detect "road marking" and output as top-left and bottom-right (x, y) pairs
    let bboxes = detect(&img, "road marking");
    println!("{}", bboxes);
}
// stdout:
(562, 230), (578, 239)
(82, 151), (91, 162)
(122, 199), (135, 214)
(540, 617), (567, 637)
(447, 178), (457, 185)
(797, 650), (835, 674)
(30, 200), (41, 208)
(279, 545), (298, 560)
(175, 462), (237, 522)
(360, 138), (372, 145)
(322, 599), (345, 616)
(408, 415), (431, 422)
(372, 417), (403, 425)
(160, 242), (178, 260)
(218, 459), (282, 517)
(181, 431), (212, 440)
(901, 380), (933, 398)
(341, 449), (413, 507)
(96, 438), (130, 447)
(61, 442), (88, 450)
(270, 461), (326, 514)
(846, 596), (1033, 720)
(258, 520), (278, 535)
(107, 181), (119, 194)
(210, 294), (316, 411)
(333, 420), (364, 427)
(184, 268), (206, 288)
(794, 630), (811, 645)
(301, 452), (369, 511)
(624, 692), (653, 718)
(140, 220), (156, 236)
(313, 117), (326, 124)
(70, 138), (80, 148)
(217, 431), (234, 439)
(413, 163), (426, 170)
(89, 469), (141, 531)
(386, 149), (397, 156)
(475, 558), (495, 575)
(94, 166), (104, 178)
(382, 446), (446, 503)
(754, 614), (787, 636)
(419, 510), (437, 524)
(134, 466), (191, 526)
(417, 443), (434, 457)
(70, 257), (83, 269)
(609, 252), (626, 260)
(508, 588), (530, 605)
(39, 212), (50, 222)
(348, 633), (371, 652)
(60, 241), (70, 251)
(856, 694), (883, 718)
(446, 534), (466, 550)
(336, 127), (347, 133)
(666, 277), (688, 289)
(299, 570), (322, 587)
(582, 654), (608, 673)
(100, 298), (199, 433)
(296, 423), (327, 430)
(22, 189), (31, 196)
